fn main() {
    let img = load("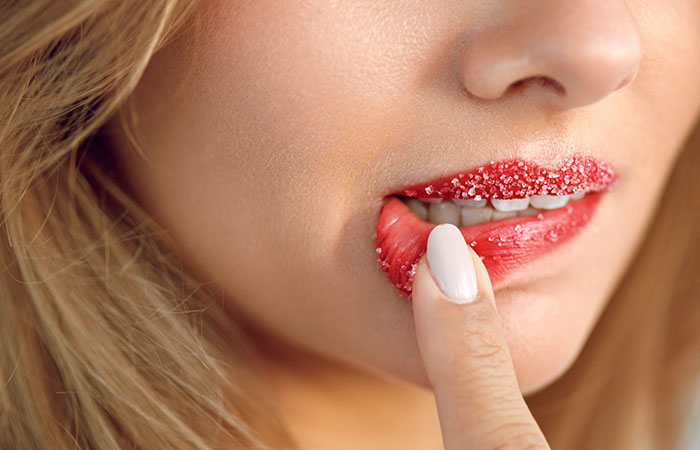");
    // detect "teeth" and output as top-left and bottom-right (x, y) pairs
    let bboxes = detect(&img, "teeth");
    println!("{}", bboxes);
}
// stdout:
(491, 210), (518, 220)
(427, 201), (460, 226)
(518, 207), (540, 217)
(529, 194), (570, 209)
(454, 198), (487, 207)
(491, 198), (530, 212)
(403, 192), (583, 226)
(405, 199), (428, 220)
(461, 206), (493, 226)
